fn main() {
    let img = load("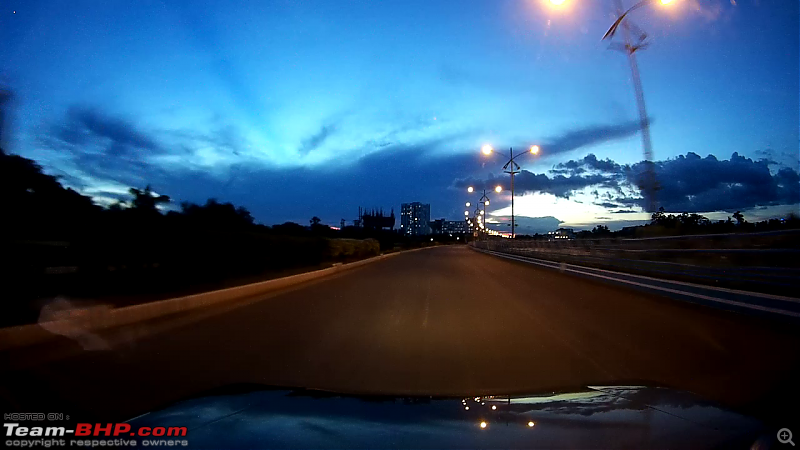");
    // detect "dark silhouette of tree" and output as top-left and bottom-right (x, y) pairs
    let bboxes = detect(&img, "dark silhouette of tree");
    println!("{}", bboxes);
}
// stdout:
(128, 185), (170, 213)
(310, 216), (321, 226)
(272, 222), (308, 236)
(732, 211), (745, 225)
(1, 148), (100, 238)
(179, 199), (254, 230)
(108, 200), (126, 212)
(591, 224), (611, 236)
(650, 207), (666, 225)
